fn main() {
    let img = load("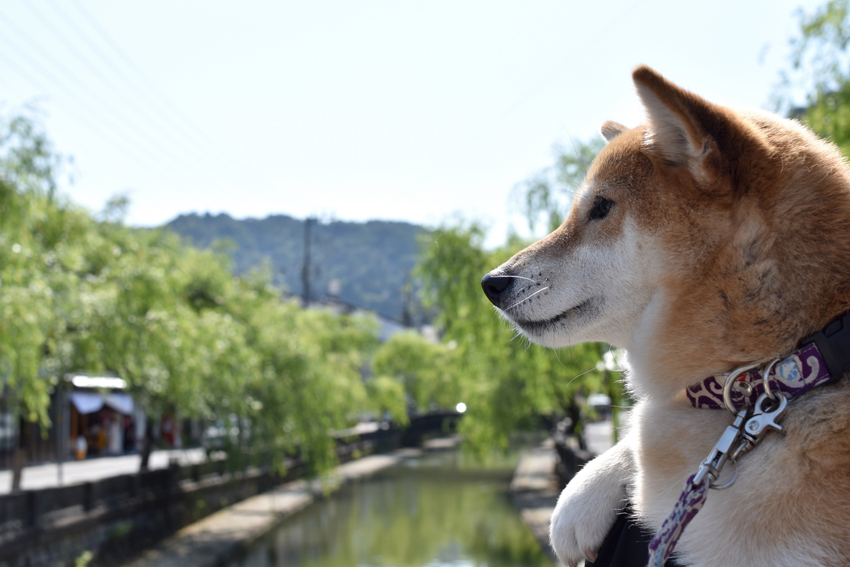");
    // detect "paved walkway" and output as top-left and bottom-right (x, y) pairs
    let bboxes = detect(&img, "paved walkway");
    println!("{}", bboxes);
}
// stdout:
(1, 423), (391, 494)
(123, 448), (424, 567)
(0, 448), (208, 494)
